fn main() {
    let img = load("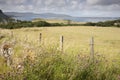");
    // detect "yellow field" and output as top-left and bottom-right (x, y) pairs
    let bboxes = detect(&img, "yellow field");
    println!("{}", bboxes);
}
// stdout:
(32, 18), (68, 24)
(32, 18), (85, 24)
(0, 26), (120, 78)
(1, 26), (120, 59)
